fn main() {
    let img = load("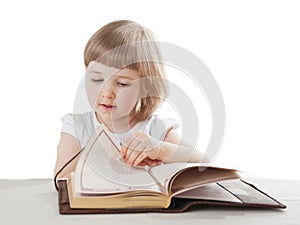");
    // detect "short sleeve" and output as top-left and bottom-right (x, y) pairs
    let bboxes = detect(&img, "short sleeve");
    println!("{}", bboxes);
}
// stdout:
(61, 113), (75, 137)
(147, 115), (180, 140)
(60, 112), (98, 149)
